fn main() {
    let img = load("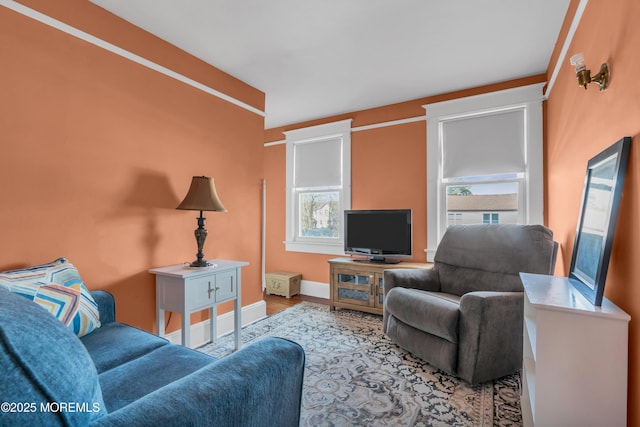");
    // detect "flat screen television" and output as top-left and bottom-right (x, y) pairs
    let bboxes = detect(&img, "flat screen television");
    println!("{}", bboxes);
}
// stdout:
(344, 209), (412, 264)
